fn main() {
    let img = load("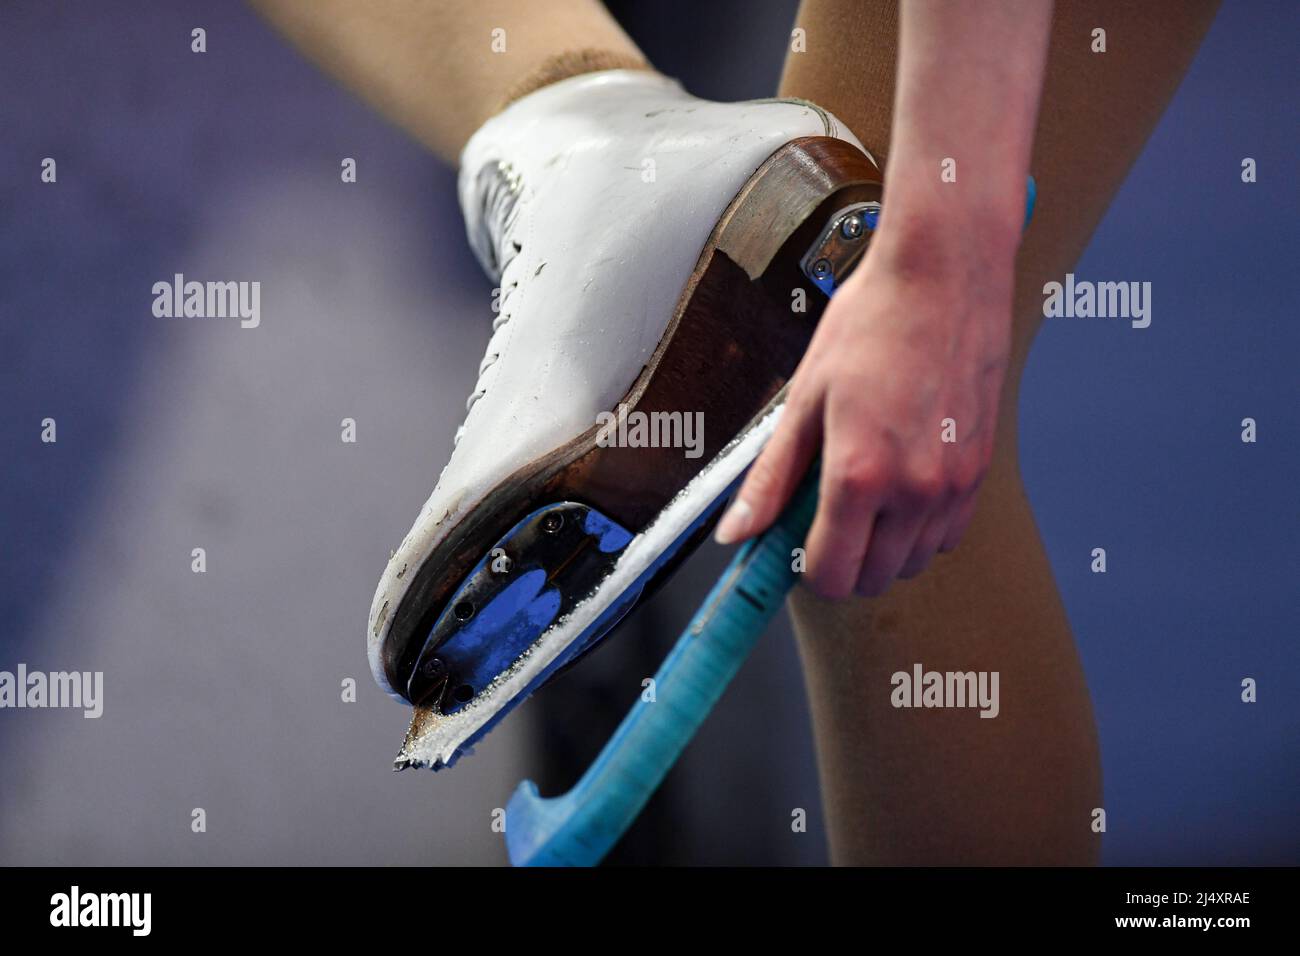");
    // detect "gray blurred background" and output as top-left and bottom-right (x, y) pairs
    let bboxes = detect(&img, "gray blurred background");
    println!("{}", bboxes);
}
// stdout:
(1, 1), (1296, 865)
